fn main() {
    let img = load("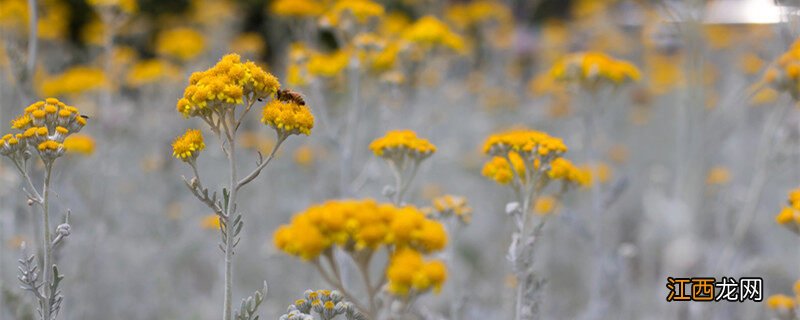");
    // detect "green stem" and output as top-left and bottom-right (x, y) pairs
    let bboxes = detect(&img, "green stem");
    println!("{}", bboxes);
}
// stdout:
(41, 162), (53, 320)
